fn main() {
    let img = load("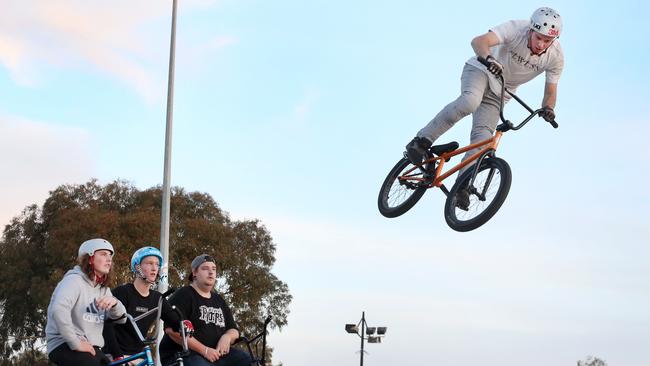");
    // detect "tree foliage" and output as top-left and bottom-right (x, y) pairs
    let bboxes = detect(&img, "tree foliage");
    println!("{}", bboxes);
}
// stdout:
(578, 356), (607, 366)
(0, 349), (48, 366)
(0, 180), (291, 363)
